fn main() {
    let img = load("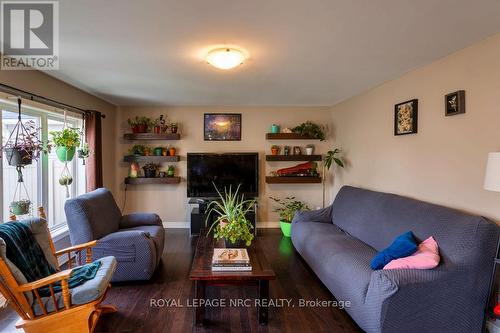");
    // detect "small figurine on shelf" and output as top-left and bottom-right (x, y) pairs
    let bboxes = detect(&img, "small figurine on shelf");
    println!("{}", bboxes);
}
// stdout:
(167, 165), (175, 177)
(271, 145), (280, 156)
(283, 146), (290, 156)
(159, 114), (168, 133)
(129, 162), (140, 178)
